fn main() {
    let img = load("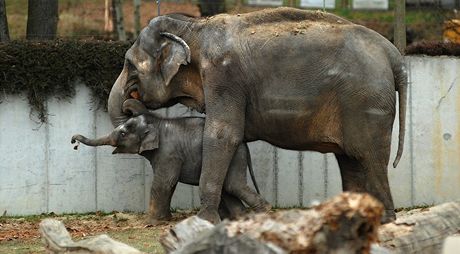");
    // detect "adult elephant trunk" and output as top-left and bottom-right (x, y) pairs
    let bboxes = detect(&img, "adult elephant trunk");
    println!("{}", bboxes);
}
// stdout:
(71, 134), (114, 147)
(122, 99), (148, 116)
(108, 68), (130, 127)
